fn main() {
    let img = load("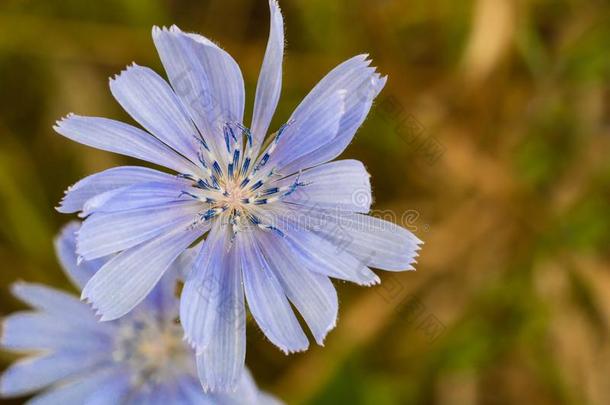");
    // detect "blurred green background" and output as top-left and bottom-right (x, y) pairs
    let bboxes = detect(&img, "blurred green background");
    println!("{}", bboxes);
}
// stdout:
(1, 0), (609, 404)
